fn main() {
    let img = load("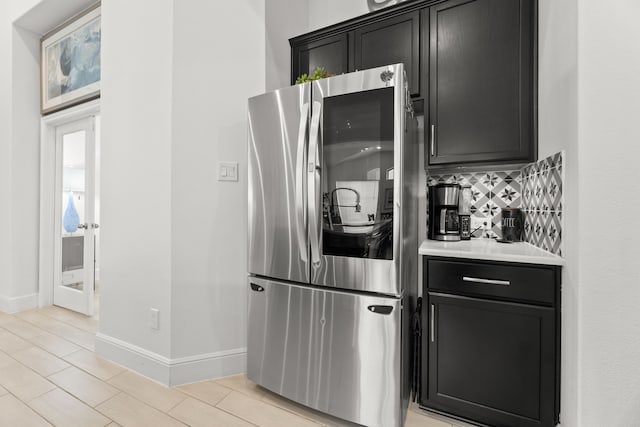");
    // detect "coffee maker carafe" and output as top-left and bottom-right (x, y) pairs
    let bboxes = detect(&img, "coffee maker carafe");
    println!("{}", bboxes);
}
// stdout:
(428, 183), (461, 241)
